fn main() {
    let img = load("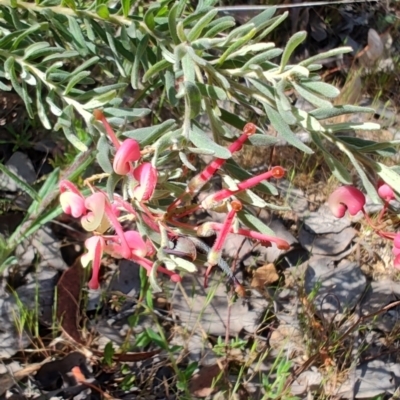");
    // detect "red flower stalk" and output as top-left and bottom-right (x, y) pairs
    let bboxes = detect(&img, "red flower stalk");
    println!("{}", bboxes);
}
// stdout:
(93, 109), (121, 150)
(81, 236), (105, 290)
(129, 252), (181, 282)
(187, 123), (257, 195)
(197, 222), (290, 250)
(202, 166), (285, 209)
(206, 201), (242, 284)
